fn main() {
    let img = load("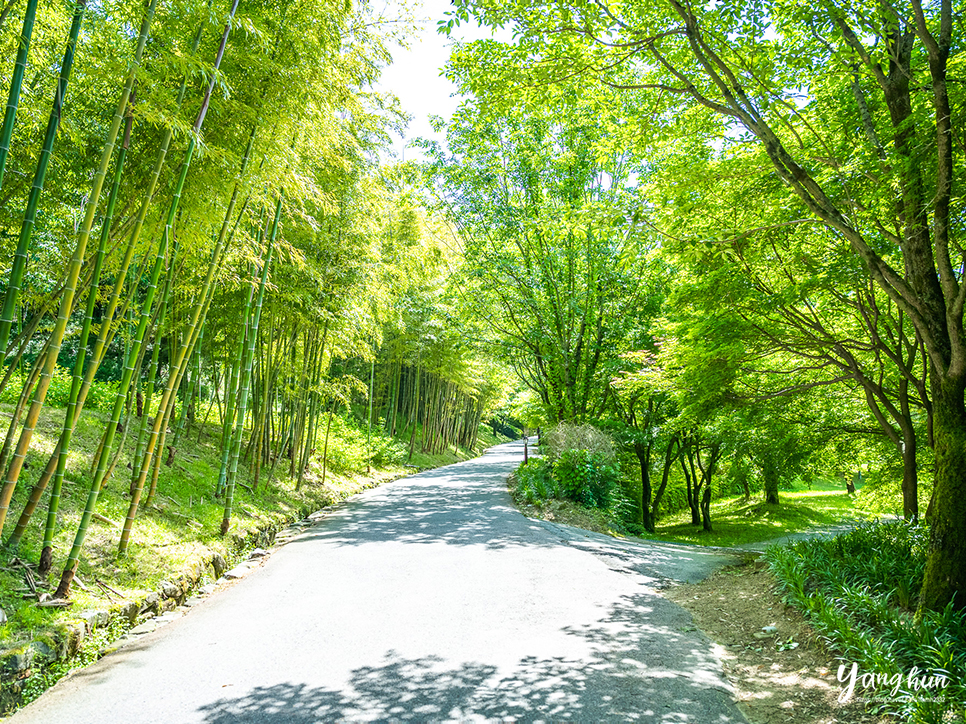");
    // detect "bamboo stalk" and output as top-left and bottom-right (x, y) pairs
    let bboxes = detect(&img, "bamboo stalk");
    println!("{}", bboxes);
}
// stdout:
(0, 0), (39, 189)
(0, 338), (49, 475)
(6, 0), (208, 558)
(0, 0), (88, 360)
(222, 193), (282, 535)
